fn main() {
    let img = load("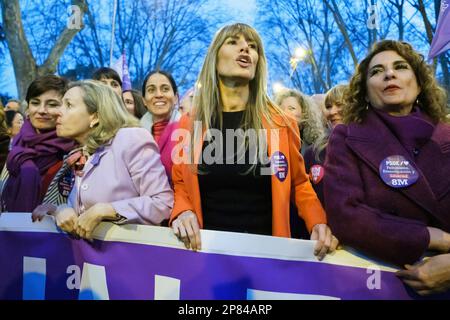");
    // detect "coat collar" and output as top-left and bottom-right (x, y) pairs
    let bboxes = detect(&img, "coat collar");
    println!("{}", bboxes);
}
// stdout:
(345, 110), (441, 215)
